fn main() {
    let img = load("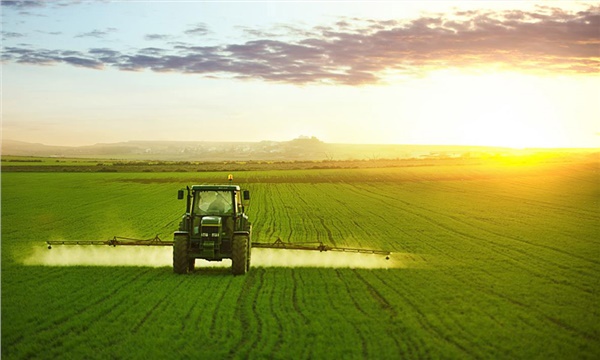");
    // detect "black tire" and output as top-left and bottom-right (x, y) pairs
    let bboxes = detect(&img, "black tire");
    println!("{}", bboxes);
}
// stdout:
(246, 245), (251, 271)
(246, 226), (252, 270)
(173, 234), (189, 274)
(232, 235), (248, 275)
